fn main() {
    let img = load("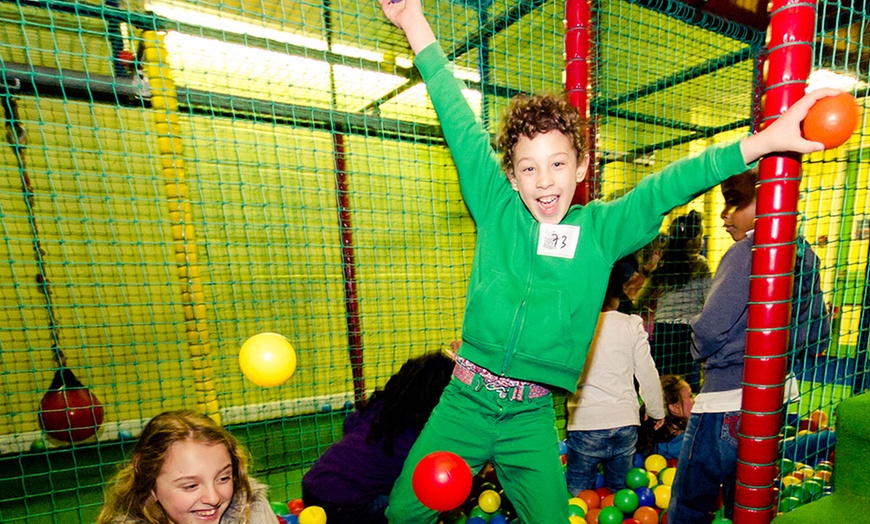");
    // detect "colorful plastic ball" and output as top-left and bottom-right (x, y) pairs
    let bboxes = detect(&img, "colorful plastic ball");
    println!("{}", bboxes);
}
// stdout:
(568, 517), (587, 524)
(633, 453), (646, 468)
(780, 458), (796, 475)
(578, 489), (600, 510)
(39, 387), (105, 442)
(412, 451), (473, 511)
(600, 494), (615, 508)
(594, 473), (605, 489)
(466, 518), (487, 524)
(778, 495), (803, 512)
(801, 479), (825, 501)
(653, 484), (672, 509)
(298, 505), (326, 524)
(634, 486), (655, 508)
(813, 470), (832, 484)
(29, 438), (47, 452)
(118, 429), (134, 440)
(468, 506), (489, 520)
(658, 467), (676, 487)
(489, 514), (509, 524)
(614, 488), (639, 513)
(239, 332), (297, 387)
(816, 460), (834, 472)
(624, 520), (641, 524)
(478, 489), (501, 513)
(595, 487), (613, 501)
(711, 518), (732, 524)
(625, 468), (650, 490)
(568, 503), (586, 518)
(597, 506), (623, 524)
(271, 501), (288, 515)
(287, 498), (305, 516)
(585, 508), (601, 524)
(802, 92), (859, 149)
(633, 506), (659, 524)
(568, 497), (588, 514)
(644, 454), (667, 474)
